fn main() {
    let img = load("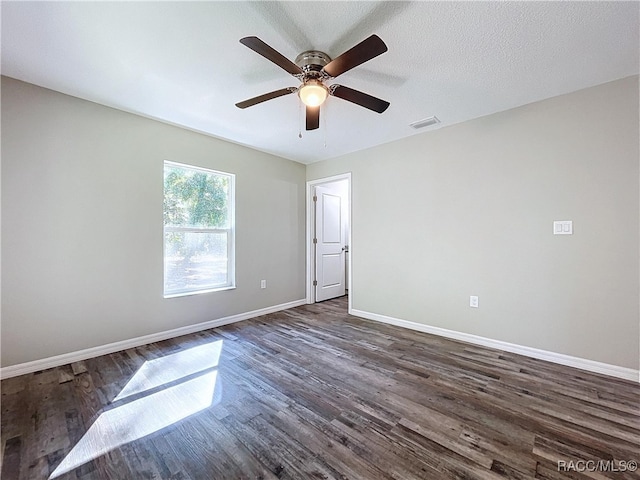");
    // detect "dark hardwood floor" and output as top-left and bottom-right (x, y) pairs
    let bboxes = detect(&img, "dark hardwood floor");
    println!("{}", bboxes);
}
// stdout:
(2, 296), (639, 479)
